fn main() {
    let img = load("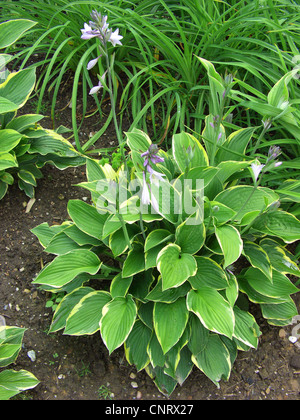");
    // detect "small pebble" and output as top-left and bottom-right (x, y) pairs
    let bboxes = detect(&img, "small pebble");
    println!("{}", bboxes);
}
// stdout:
(131, 381), (138, 388)
(278, 329), (286, 338)
(27, 350), (36, 362)
(290, 354), (300, 369)
(289, 336), (298, 344)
